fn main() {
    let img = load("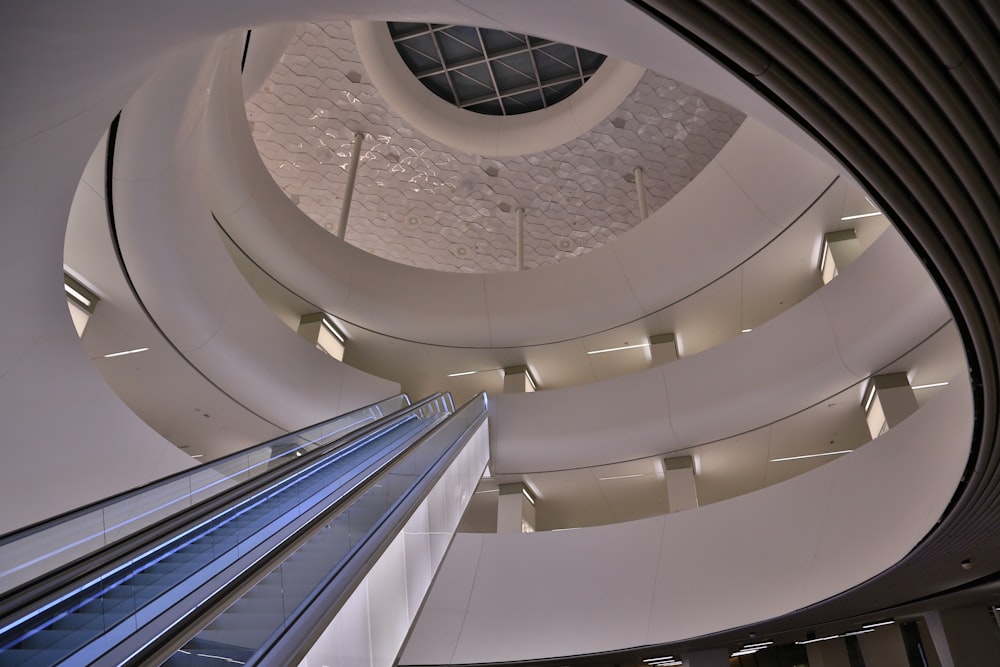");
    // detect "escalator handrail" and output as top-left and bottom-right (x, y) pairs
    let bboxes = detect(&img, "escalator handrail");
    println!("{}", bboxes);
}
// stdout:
(248, 392), (488, 667)
(0, 394), (446, 628)
(75, 397), (456, 666)
(0, 393), (410, 547)
(119, 393), (483, 667)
